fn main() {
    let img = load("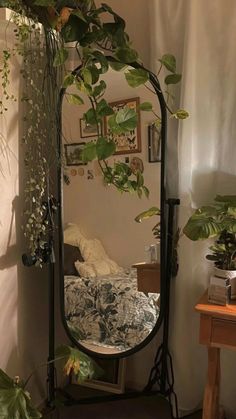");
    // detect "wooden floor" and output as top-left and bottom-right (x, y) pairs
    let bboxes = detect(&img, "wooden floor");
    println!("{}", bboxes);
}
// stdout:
(43, 385), (202, 419)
